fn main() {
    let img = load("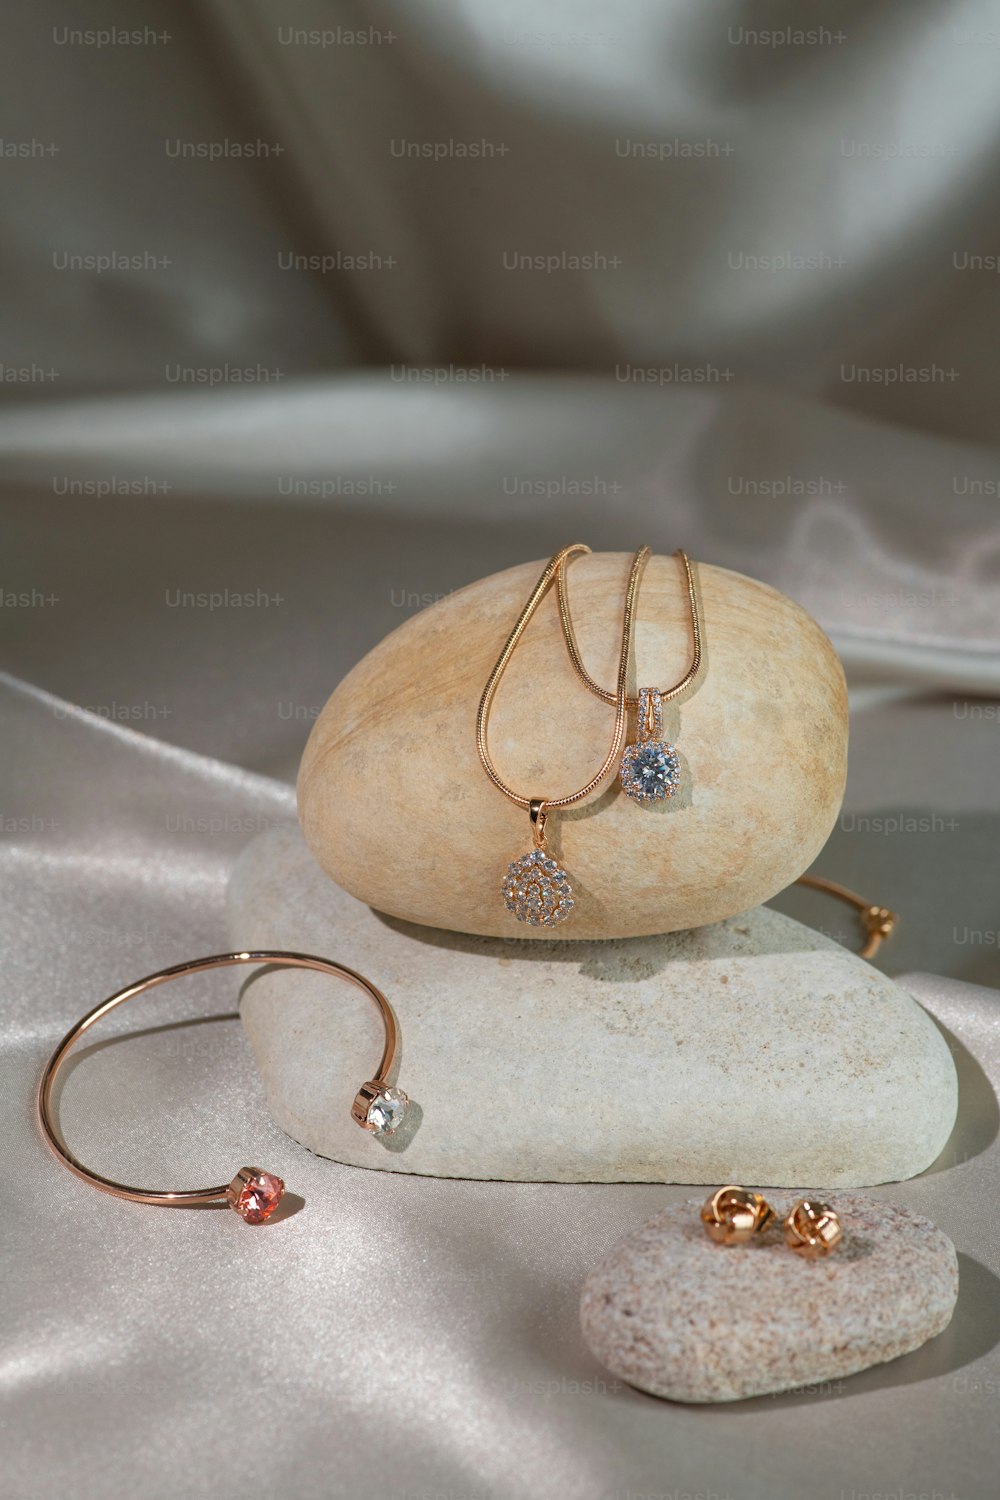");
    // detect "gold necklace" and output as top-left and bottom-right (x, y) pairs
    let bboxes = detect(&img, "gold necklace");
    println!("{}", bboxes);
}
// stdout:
(555, 549), (898, 955)
(477, 543), (648, 926)
(556, 546), (703, 804)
